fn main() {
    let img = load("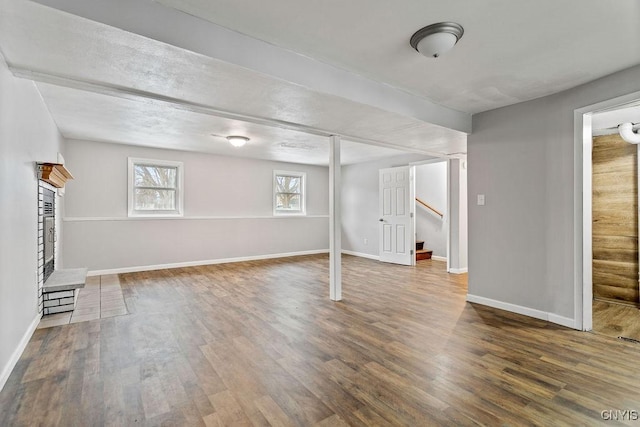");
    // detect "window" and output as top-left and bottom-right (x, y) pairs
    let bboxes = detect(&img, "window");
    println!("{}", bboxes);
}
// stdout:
(128, 158), (184, 217)
(273, 170), (306, 216)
